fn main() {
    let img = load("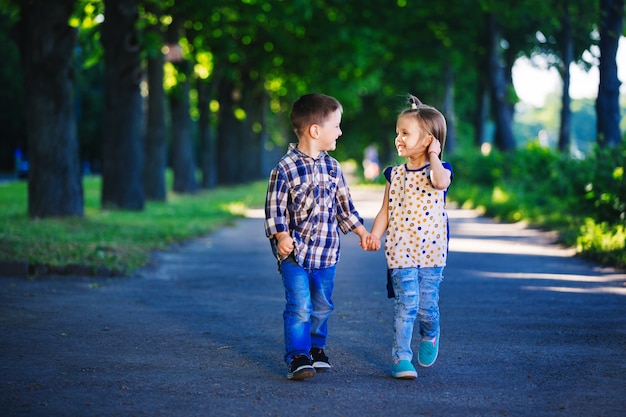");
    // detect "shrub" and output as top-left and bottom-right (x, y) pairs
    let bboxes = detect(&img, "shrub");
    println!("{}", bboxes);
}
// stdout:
(448, 141), (626, 269)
